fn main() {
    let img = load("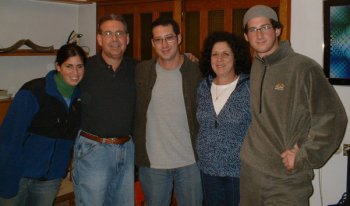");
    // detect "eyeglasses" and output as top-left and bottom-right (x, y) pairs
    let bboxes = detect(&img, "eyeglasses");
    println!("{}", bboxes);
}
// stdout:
(152, 35), (177, 45)
(101, 31), (127, 38)
(247, 24), (273, 33)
